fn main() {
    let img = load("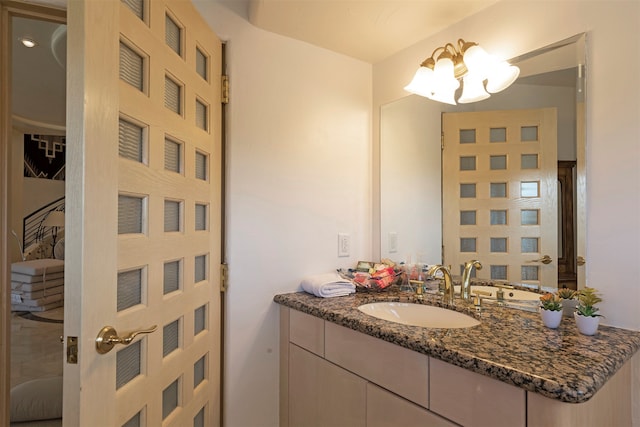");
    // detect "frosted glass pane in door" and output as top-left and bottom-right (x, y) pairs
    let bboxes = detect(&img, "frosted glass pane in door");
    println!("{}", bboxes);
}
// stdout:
(490, 127), (506, 142)
(122, 411), (141, 427)
(521, 265), (539, 281)
(116, 341), (141, 390)
(119, 119), (144, 163)
(490, 210), (507, 225)
(521, 126), (538, 141)
(195, 204), (207, 230)
(194, 305), (206, 335)
(121, 0), (143, 20)
(196, 47), (207, 81)
(460, 211), (476, 225)
(194, 354), (206, 387)
(117, 268), (142, 312)
(459, 129), (476, 144)
(521, 237), (539, 253)
(460, 238), (476, 252)
(194, 408), (205, 427)
(165, 76), (181, 114)
(163, 319), (179, 357)
(165, 138), (181, 173)
(460, 156), (476, 171)
(521, 154), (538, 169)
(196, 99), (208, 131)
(490, 183), (507, 198)
(164, 200), (181, 232)
(460, 184), (476, 198)
(120, 42), (144, 91)
(118, 195), (143, 234)
(490, 155), (507, 170)
(490, 265), (507, 280)
(162, 379), (180, 420)
(163, 260), (180, 294)
(165, 14), (181, 56)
